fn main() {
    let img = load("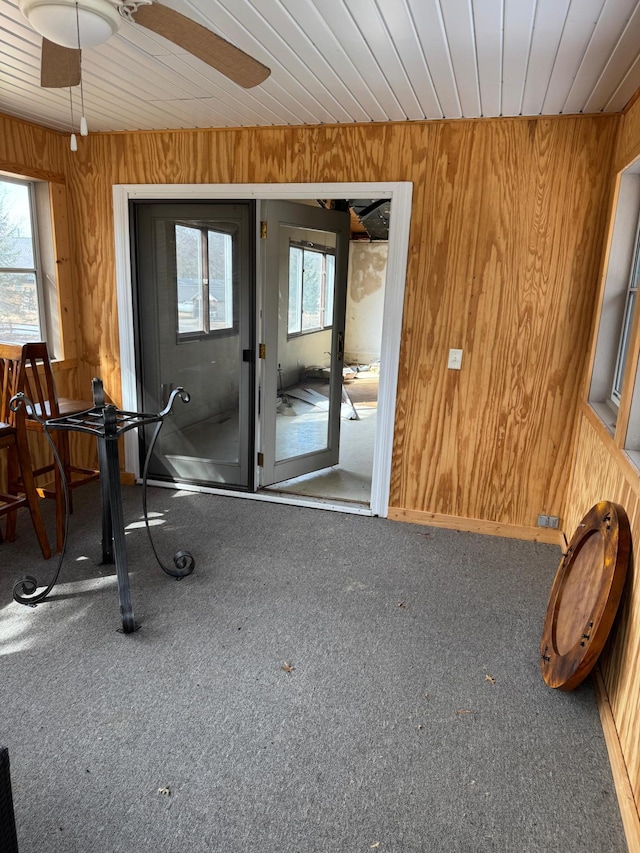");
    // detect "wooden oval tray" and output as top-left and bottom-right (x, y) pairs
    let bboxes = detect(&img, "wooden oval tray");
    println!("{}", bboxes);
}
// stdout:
(540, 501), (631, 691)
